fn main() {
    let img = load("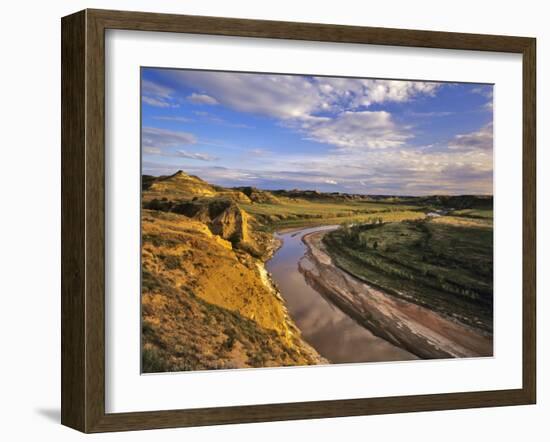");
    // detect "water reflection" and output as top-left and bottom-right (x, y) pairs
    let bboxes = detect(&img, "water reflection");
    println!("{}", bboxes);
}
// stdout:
(266, 226), (415, 363)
